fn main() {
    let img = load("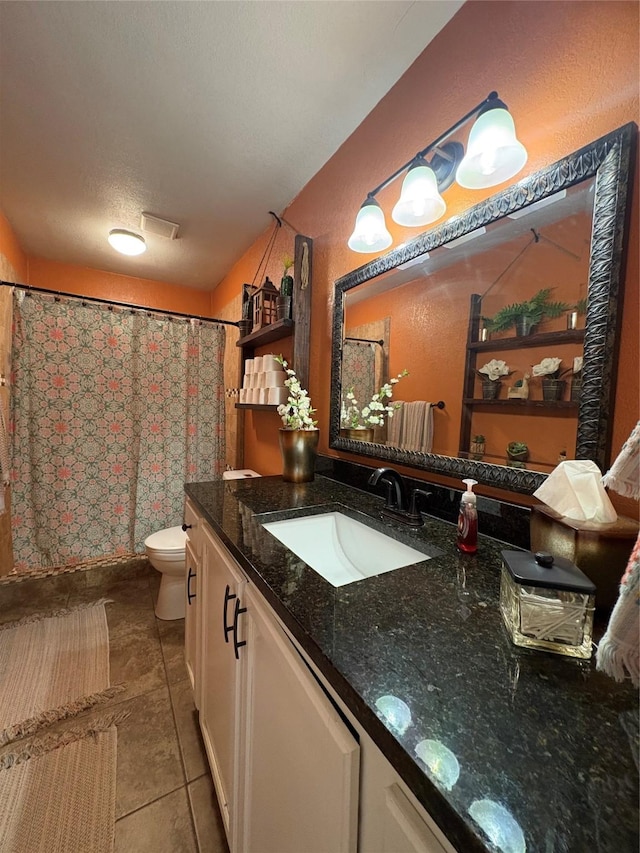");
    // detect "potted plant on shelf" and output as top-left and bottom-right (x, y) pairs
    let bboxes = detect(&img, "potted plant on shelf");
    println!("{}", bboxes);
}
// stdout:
(470, 434), (486, 460)
(340, 370), (409, 441)
(485, 288), (571, 337)
(275, 355), (318, 482)
(277, 255), (294, 321)
(476, 359), (512, 399)
(506, 441), (529, 468)
(531, 357), (574, 401)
